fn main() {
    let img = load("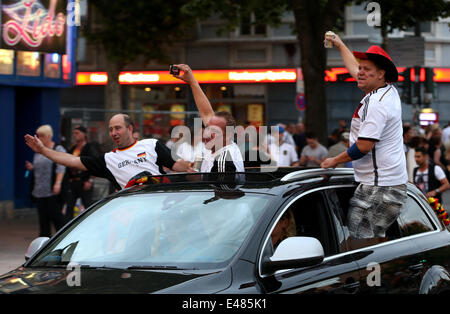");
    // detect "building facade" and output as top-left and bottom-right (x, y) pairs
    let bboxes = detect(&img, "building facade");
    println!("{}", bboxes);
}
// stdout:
(0, 0), (78, 212)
